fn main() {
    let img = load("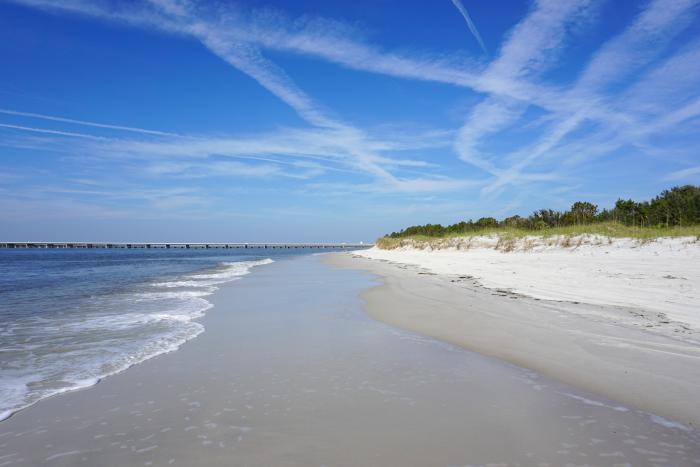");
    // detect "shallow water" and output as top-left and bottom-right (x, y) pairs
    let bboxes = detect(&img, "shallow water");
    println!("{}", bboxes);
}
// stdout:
(0, 254), (698, 466)
(0, 248), (323, 421)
